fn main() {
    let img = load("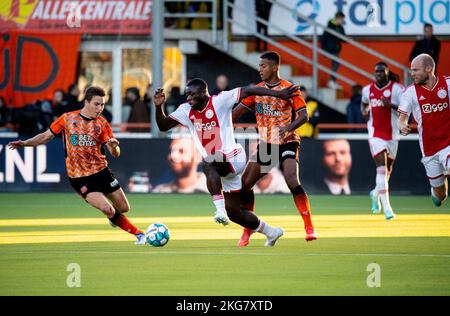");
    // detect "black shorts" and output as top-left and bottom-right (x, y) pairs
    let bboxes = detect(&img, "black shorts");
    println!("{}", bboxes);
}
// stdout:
(254, 142), (299, 167)
(69, 168), (121, 198)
